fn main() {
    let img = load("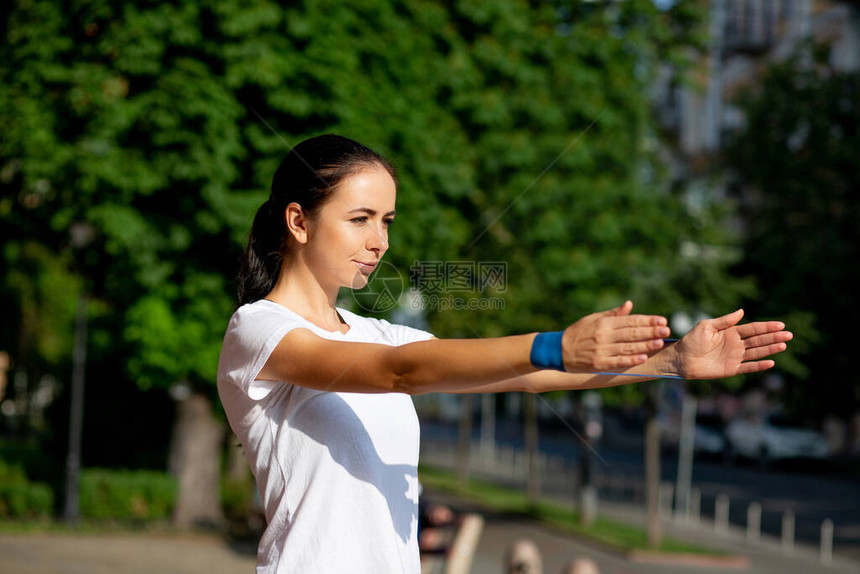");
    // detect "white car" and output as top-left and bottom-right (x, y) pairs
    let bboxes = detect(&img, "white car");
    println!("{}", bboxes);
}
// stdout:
(658, 414), (727, 457)
(725, 414), (829, 464)
(692, 422), (728, 456)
